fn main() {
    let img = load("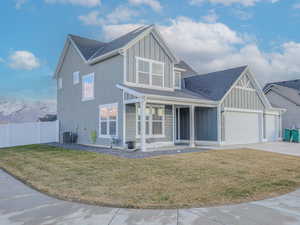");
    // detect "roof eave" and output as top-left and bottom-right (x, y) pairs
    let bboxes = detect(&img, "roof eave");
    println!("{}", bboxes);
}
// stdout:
(88, 49), (122, 65)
